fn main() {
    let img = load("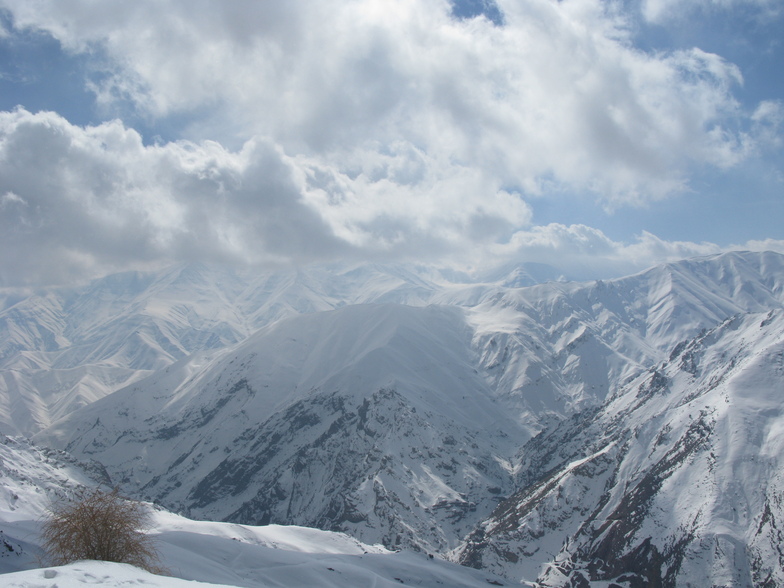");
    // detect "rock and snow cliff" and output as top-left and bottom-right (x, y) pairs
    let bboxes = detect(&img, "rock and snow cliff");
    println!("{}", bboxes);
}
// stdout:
(36, 304), (520, 553)
(2, 250), (784, 585)
(0, 433), (506, 587)
(458, 309), (784, 586)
